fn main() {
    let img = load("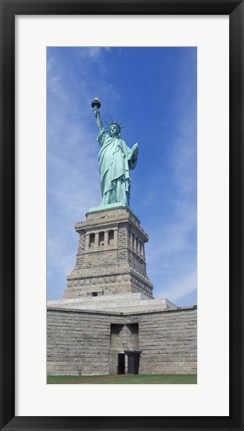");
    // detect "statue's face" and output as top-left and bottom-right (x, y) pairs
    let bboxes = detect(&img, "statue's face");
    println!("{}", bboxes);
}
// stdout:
(109, 124), (120, 137)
